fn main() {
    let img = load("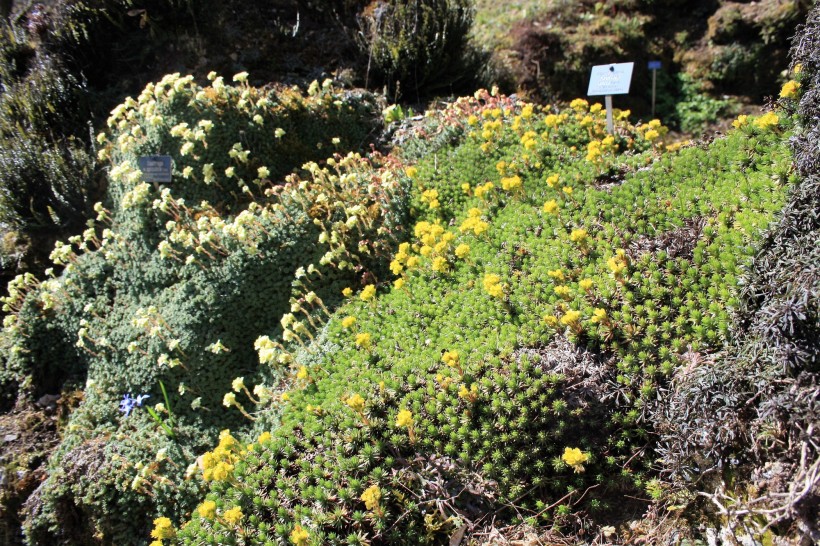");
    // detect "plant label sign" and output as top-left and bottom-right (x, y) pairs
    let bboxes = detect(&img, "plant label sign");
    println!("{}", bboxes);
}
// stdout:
(648, 60), (662, 70)
(587, 62), (634, 96)
(138, 155), (173, 184)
